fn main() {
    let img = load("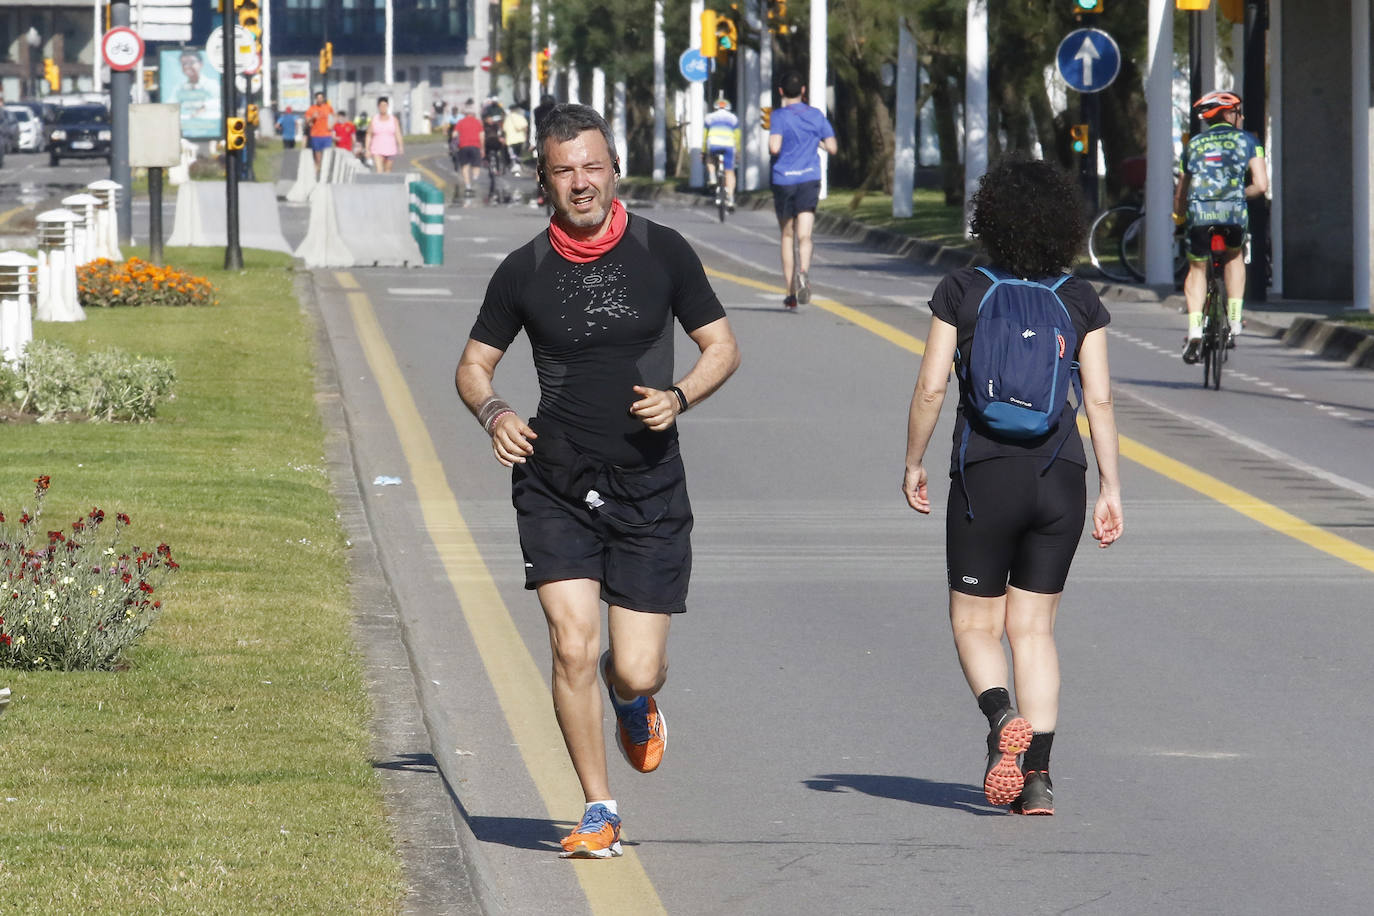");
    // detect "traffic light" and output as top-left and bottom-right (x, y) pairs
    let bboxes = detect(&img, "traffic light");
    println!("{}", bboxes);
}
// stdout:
(701, 10), (719, 58)
(1073, 0), (1103, 12)
(768, 0), (790, 35)
(235, 0), (261, 38)
(1069, 123), (1089, 155)
(318, 41), (333, 74)
(43, 58), (59, 92)
(245, 103), (260, 127)
(1175, 0), (1212, 9)
(716, 18), (738, 55)
(537, 48), (551, 86)
(226, 116), (247, 151)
